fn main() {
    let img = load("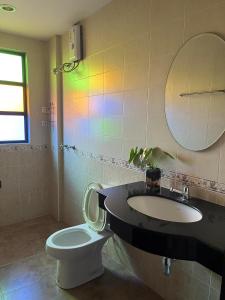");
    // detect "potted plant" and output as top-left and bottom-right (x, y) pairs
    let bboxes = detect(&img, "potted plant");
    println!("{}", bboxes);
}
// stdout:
(128, 147), (174, 192)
